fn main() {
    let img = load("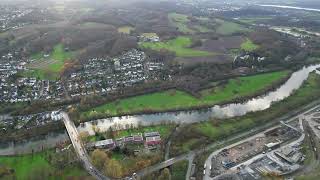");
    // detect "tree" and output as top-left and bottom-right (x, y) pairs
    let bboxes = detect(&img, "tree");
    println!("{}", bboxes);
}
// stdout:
(91, 149), (109, 170)
(104, 159), (123, 178)
(78, 131), (90, 143)
(106, 127), (114, 139)
(158, 168), (171, 180)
